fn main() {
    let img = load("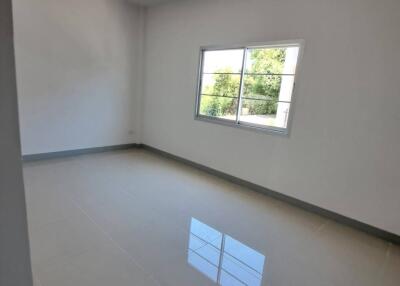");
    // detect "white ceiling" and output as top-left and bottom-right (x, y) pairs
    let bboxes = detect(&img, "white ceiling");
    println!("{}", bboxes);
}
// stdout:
(128, 0), (179, 6)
